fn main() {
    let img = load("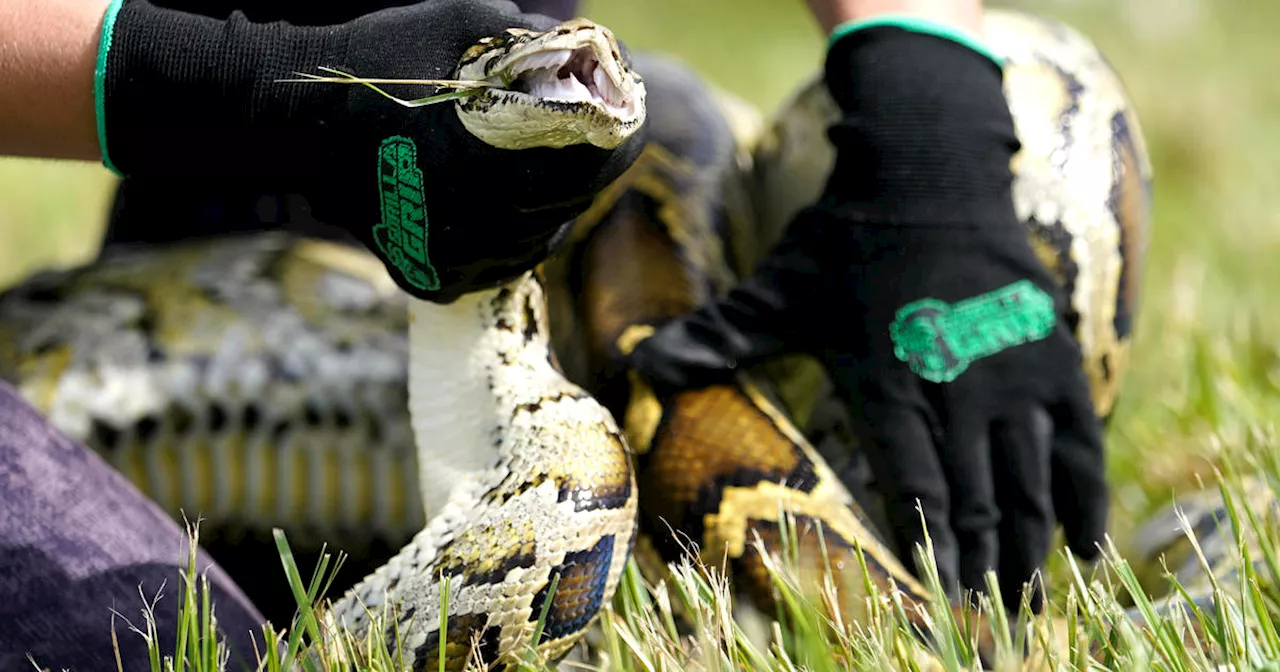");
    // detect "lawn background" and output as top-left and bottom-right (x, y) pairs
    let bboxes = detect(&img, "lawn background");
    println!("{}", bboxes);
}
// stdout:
(1, 0), (1277, 549)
